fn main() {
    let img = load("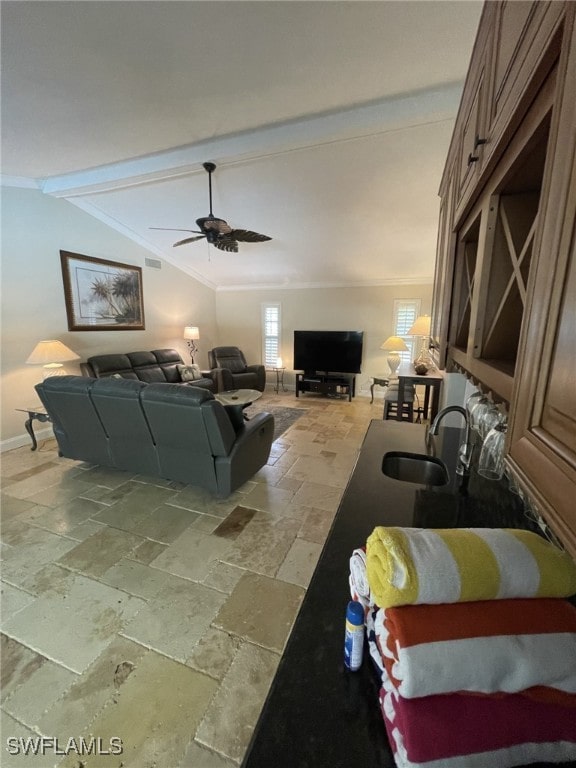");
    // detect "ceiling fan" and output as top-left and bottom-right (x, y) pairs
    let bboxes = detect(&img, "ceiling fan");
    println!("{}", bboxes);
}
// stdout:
(150, 162), (272, 253)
